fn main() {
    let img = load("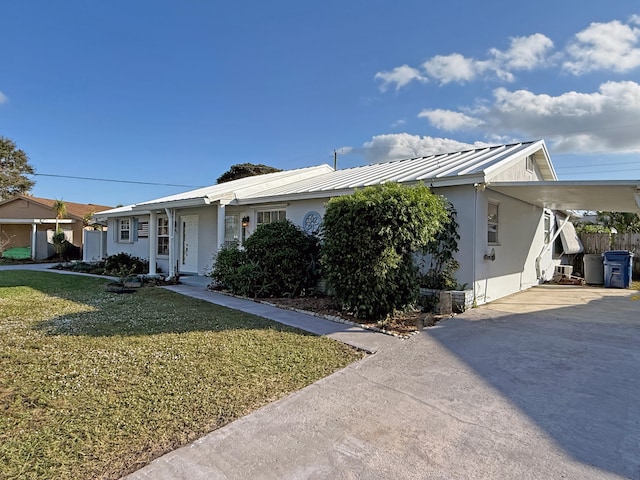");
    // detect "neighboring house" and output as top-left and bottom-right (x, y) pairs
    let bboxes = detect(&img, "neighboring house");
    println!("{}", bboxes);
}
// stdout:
(0, 195), (112, 260)
(95, 140), (640, 305)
